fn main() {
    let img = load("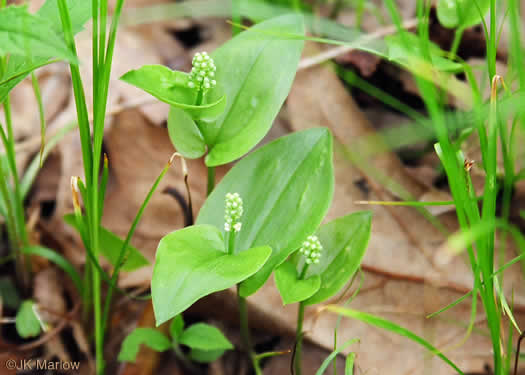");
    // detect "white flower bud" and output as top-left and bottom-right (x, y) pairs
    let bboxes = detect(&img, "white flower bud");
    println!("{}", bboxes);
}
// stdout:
(224, 192), (243, 232)
(188, 51), (218, 93)
(299, 235), (323, 265)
